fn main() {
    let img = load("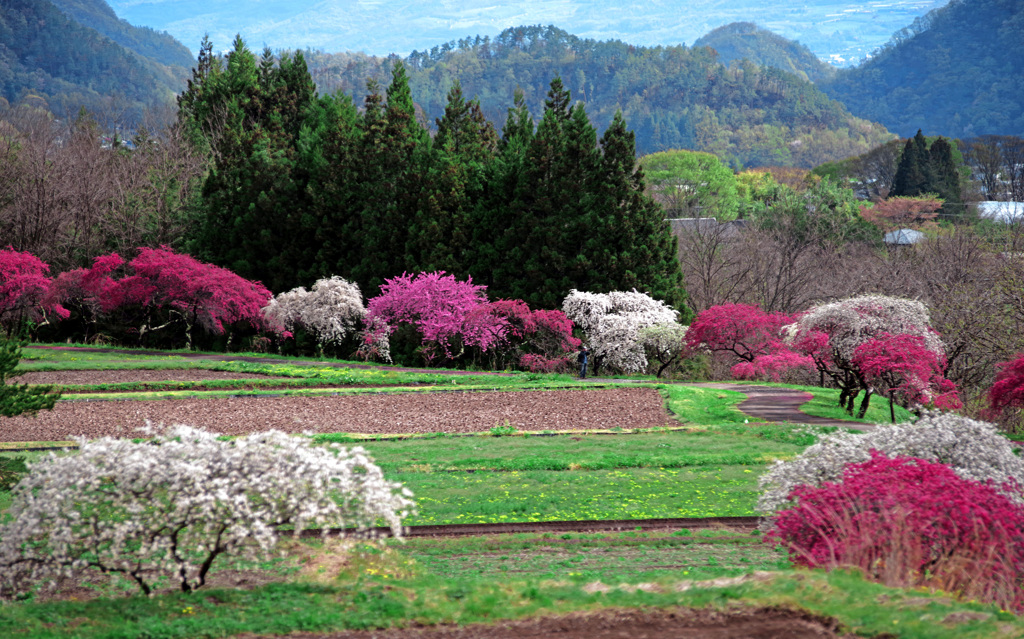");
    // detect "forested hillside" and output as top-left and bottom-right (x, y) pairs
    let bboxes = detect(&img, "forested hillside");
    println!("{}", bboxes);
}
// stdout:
(821, 0), (1024, 138)
(693, 22), (834, 83)
(49, 0), (194, 69)
(0, 0), (185, 121)
(300, 26), (892, 168)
